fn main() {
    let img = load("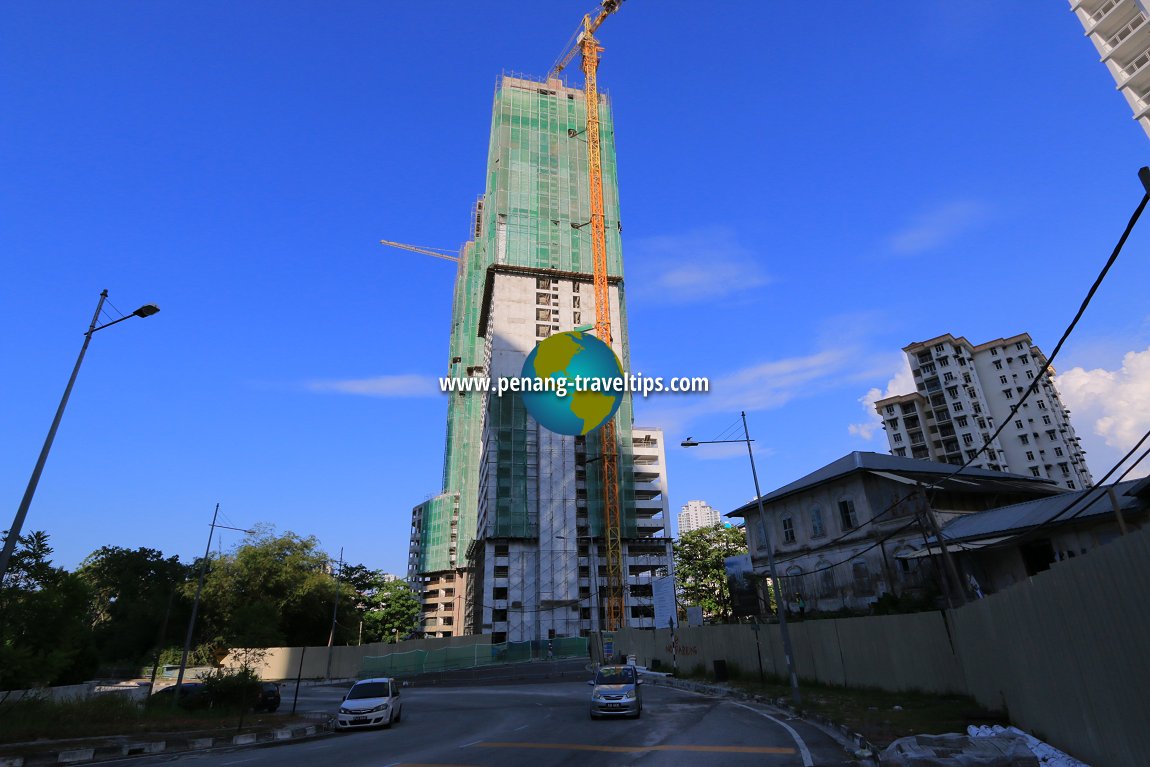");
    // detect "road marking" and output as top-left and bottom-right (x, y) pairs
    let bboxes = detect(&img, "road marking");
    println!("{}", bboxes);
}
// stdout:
(223, 760), (258, 766)
(513, 723), (530, 731)
(470, 742), (796, 755)
(731, 702), (814, 767)
(458, 739), (482, 748)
